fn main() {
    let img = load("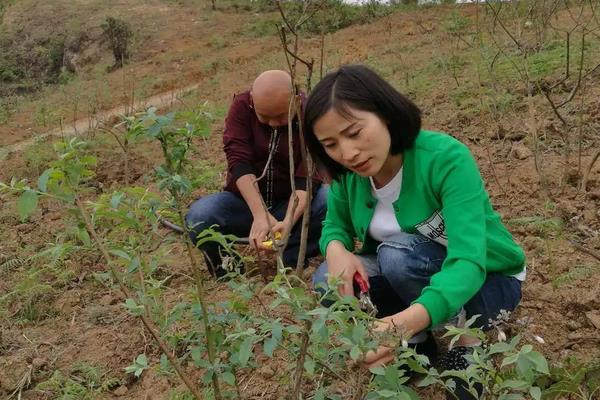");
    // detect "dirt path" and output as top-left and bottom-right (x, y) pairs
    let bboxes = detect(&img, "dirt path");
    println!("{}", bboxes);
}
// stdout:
(0, 83), (200, 156)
